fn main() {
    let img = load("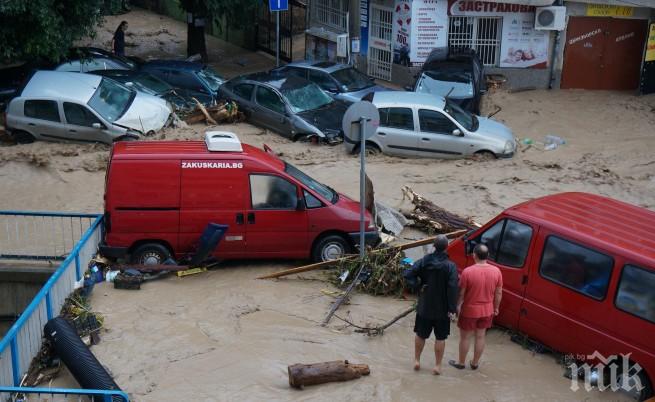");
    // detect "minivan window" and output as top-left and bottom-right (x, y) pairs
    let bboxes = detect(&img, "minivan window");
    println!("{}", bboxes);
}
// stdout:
(419, 109), (457, 134)
(250, 175), (298, 210)
(540, 236), (614, 300)
(285, 162), (336, 204)
(379, 108), (414, 131)
(24, 100), (60, 122)
(615, 264), (655, 324)
(64, 103), (102, 127)
(477, 219), (532, 268)
(88, 78), (134, 122)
